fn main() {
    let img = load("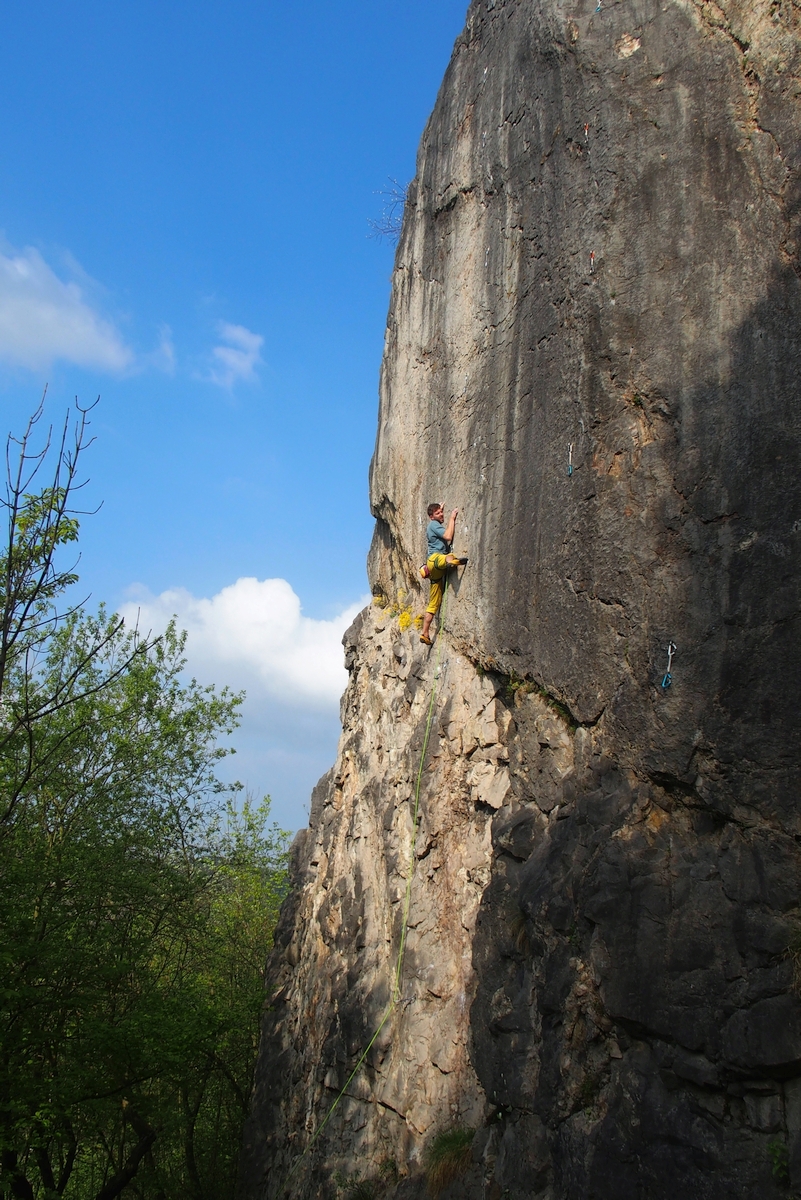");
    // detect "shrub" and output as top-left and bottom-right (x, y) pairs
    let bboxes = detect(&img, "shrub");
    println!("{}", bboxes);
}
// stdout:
(425, 1127), (475, 1197)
